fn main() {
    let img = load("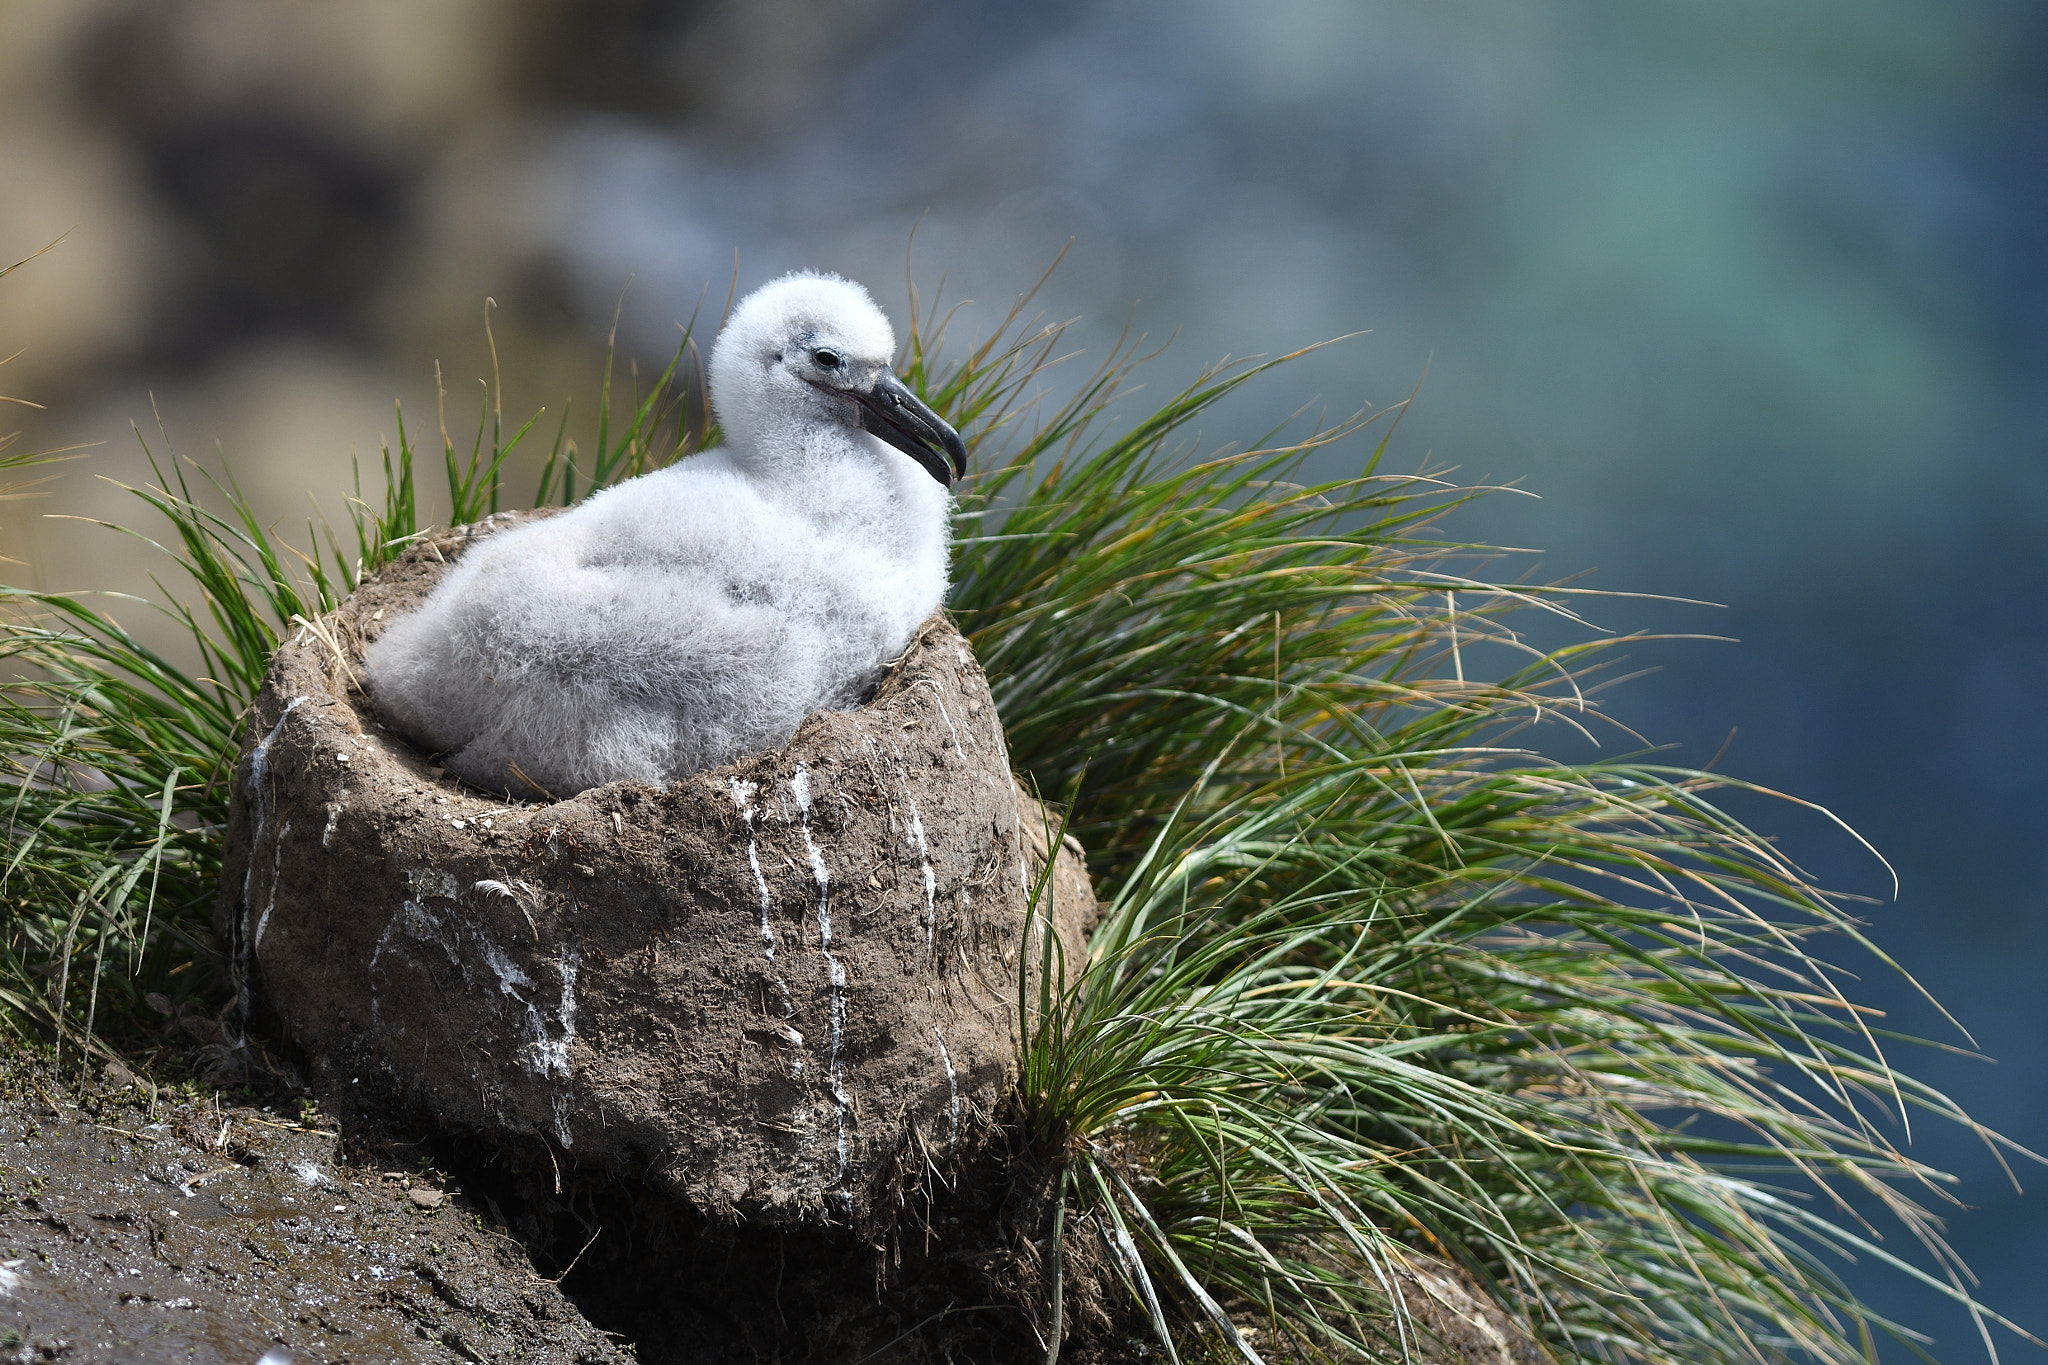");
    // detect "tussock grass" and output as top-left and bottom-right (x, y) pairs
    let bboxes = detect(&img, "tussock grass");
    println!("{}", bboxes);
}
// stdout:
(913, 290), (2037, 1365)
(1, 265), (2032, 1365)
